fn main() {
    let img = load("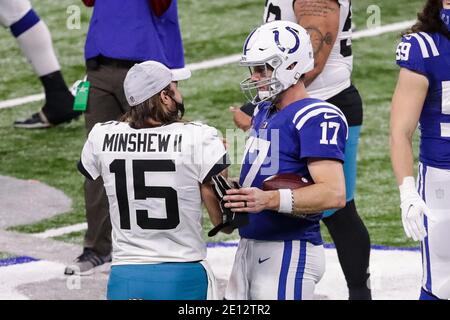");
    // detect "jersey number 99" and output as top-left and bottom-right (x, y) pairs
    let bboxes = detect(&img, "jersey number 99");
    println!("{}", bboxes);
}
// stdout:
(396, 42), (411, 61)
